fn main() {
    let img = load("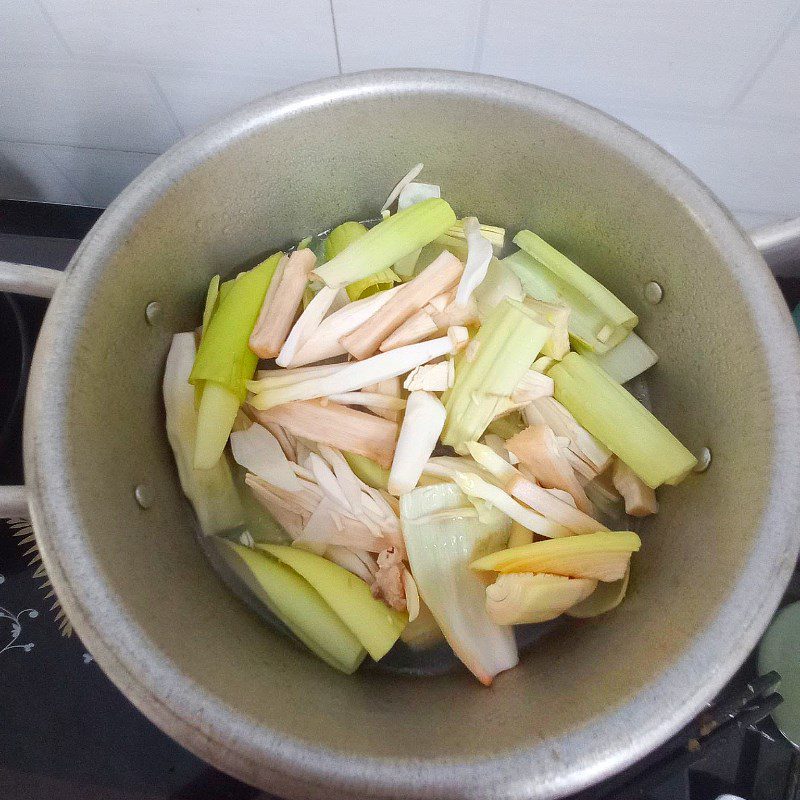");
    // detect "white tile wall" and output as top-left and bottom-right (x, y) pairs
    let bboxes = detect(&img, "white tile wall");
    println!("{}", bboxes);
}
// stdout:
(0, 64), (181, 151)
(0, 0), (797, 244)
(333, 0), (483, 72)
